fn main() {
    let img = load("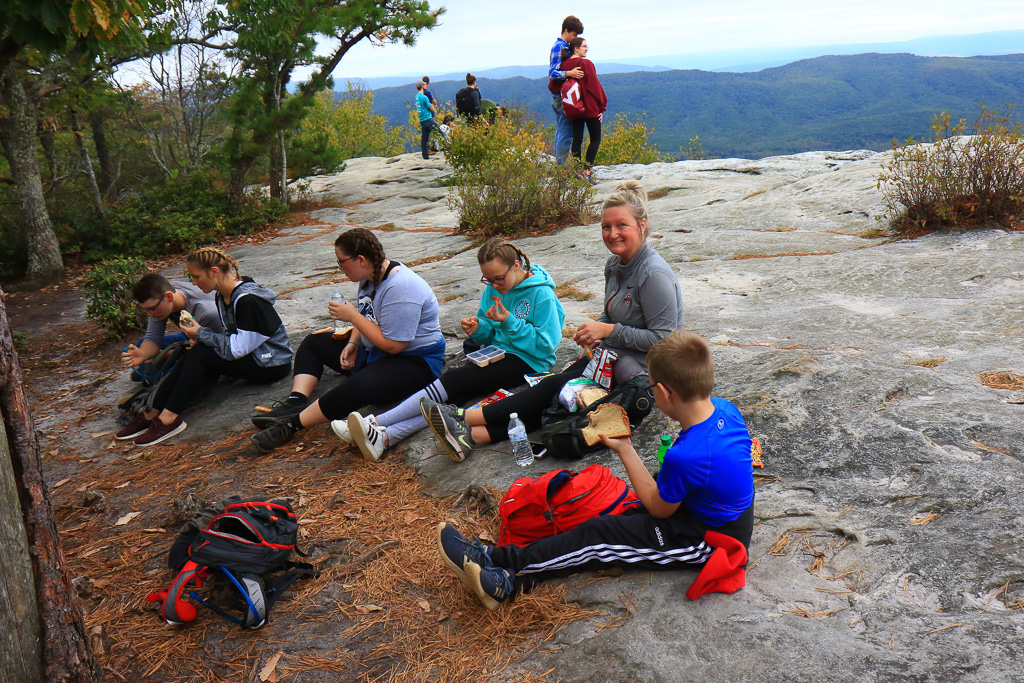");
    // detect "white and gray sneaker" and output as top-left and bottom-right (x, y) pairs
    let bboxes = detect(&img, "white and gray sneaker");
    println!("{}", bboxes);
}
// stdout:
(330, 413), (376, 444)
(348, 411), (387, 462)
